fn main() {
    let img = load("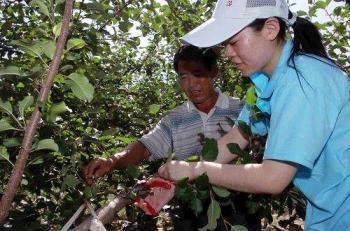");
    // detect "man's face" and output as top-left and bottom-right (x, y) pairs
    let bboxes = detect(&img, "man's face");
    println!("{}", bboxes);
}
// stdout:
(177, 60), (217, 106)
